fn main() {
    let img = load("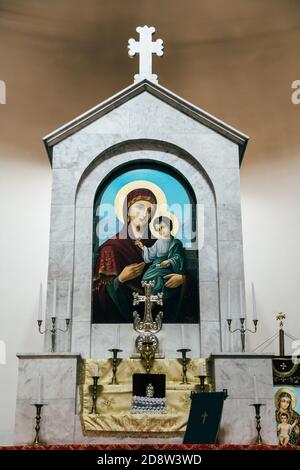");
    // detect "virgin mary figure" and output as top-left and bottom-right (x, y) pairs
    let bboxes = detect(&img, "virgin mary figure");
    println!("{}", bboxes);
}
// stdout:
(92, 187), (186, 323)
(275, 389), (300, 446)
